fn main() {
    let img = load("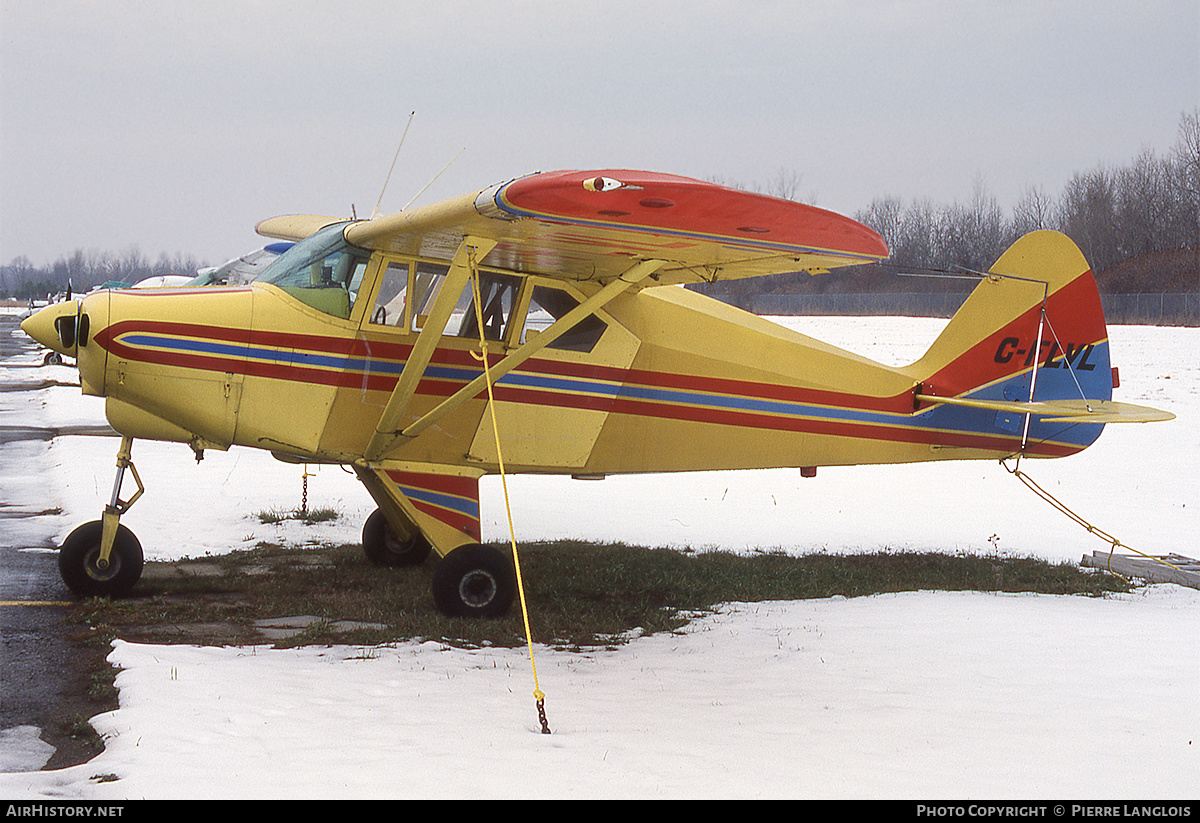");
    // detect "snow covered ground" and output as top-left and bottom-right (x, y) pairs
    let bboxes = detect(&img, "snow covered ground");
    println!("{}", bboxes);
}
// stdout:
(1, 309), (1196, 798)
